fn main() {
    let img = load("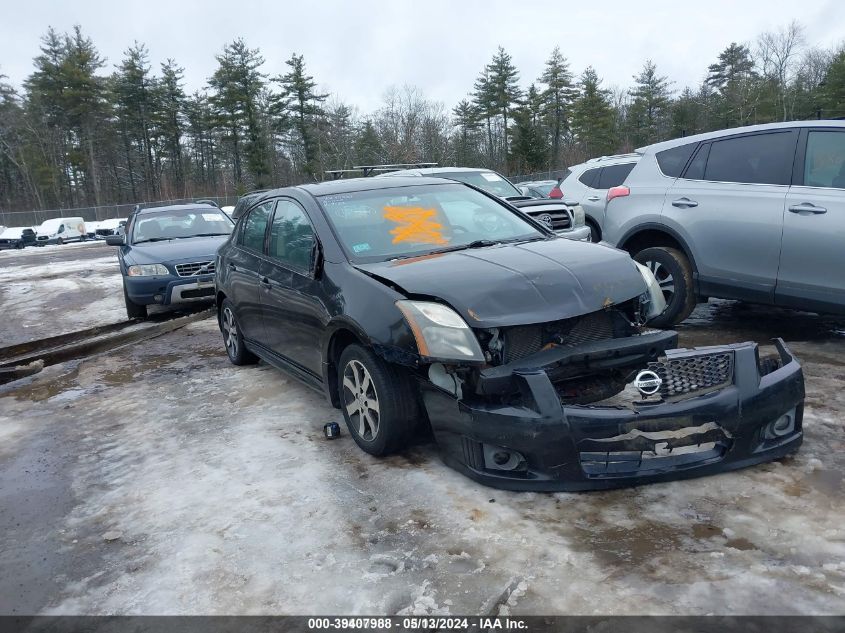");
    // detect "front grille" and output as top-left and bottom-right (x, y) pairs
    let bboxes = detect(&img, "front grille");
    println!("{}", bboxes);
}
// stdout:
(648, 352), (733, 399)
(37, 236), (47, 241)
(95, 228), (114, 236)
(526, 209), (572, 231)
(503, 326), (543, 362)
(175, 261), (215, 277)
(501, 310), (617, 363)
(180, 287), (215, 299)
